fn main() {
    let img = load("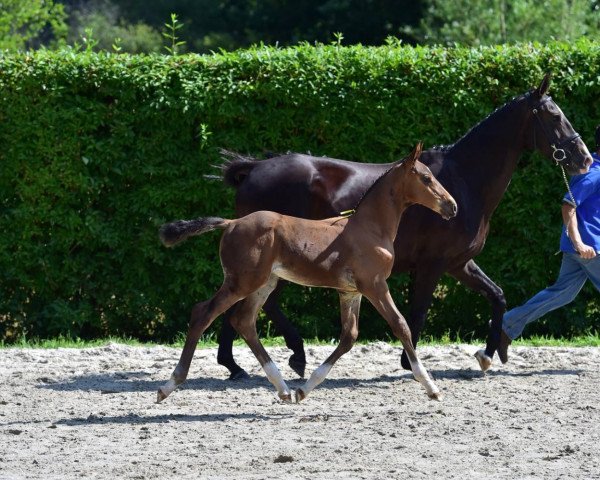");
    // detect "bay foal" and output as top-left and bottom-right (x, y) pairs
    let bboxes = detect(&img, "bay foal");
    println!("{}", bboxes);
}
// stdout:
(157, 143), (457, 403)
